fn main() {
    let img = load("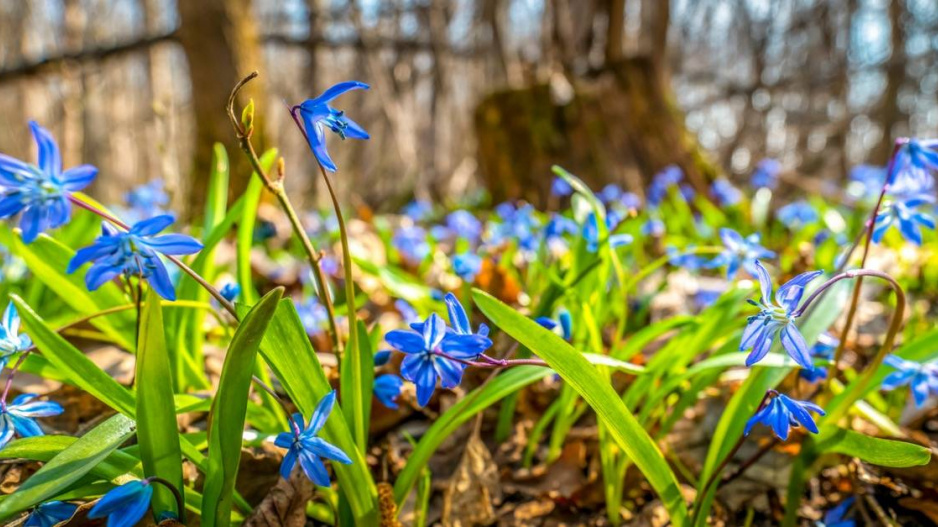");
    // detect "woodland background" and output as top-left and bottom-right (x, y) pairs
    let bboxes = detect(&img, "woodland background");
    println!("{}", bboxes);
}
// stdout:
(1, 0), (937, 212)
